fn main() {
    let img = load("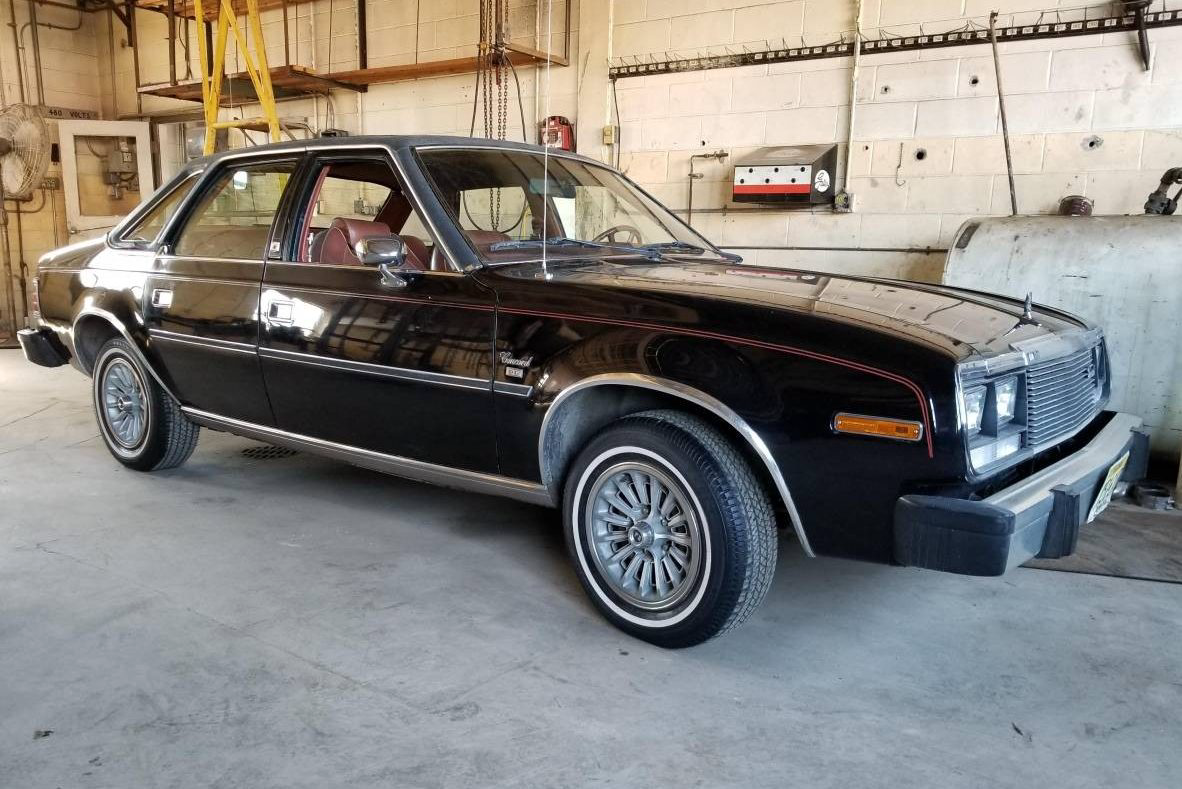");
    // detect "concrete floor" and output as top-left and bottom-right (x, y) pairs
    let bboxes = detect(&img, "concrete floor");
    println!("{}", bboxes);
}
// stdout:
(2, 349), (1181, 789)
